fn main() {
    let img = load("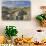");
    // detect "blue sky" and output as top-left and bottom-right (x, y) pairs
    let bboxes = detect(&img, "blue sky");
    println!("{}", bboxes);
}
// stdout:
(3, 0), (30, 1)
(2, 1), (31, 8)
